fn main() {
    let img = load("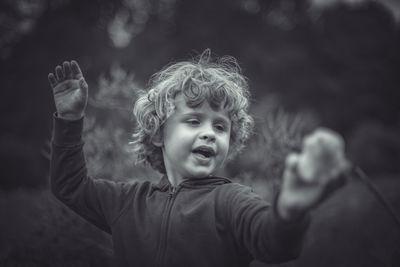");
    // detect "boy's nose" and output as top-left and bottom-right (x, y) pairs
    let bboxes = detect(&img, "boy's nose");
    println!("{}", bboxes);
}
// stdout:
(199, 130), (216, 142)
